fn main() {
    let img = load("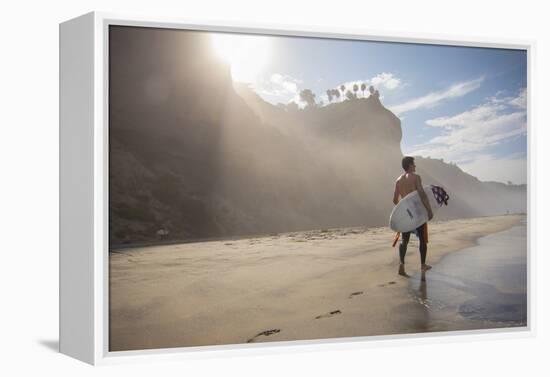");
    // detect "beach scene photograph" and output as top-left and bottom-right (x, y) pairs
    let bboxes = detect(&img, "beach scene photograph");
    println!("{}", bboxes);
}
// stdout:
(108, 26), (528, 351)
